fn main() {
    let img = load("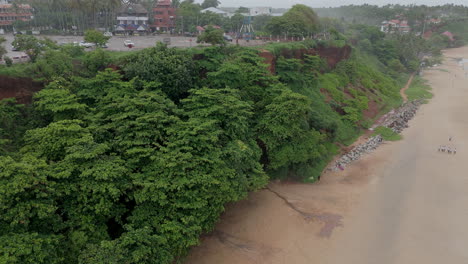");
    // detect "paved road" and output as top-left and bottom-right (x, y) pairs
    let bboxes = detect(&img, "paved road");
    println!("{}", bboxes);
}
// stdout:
(186, 47), (468, 264)
(0, 33), (267, 61)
